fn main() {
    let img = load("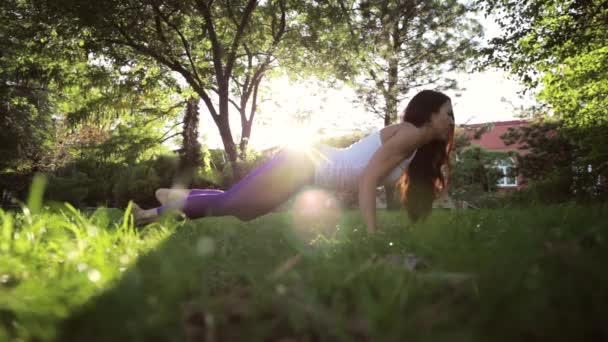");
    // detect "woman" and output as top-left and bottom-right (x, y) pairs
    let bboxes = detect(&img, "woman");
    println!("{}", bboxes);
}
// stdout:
(133, 90), (455, 233)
